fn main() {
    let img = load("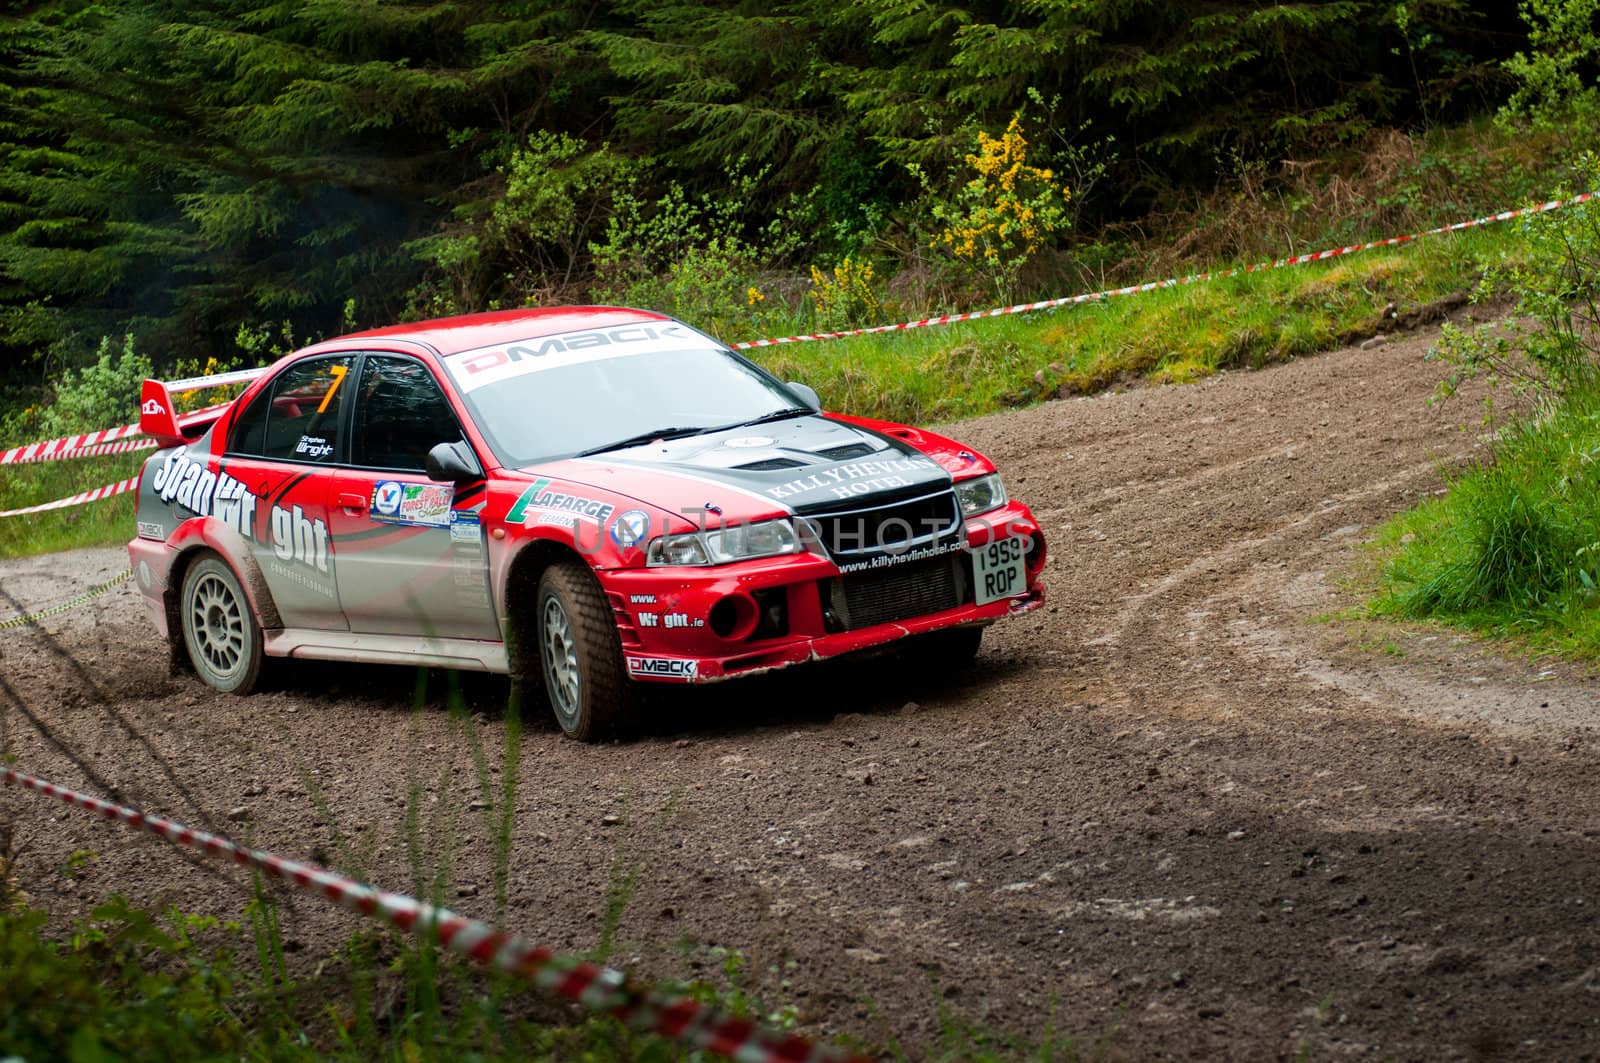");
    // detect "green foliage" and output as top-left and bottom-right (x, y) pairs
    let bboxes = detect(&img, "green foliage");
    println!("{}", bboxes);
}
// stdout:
(1372, 385), (1600, 654)
(925, 112), (1074, 300)
(589, 167), (801, 339)
(1432, 153), (1600, 404)
(1500, 0), (1600, 132)
(409, 133), (640, 315)
(0, 0), (617, 363)
(13, 334), (153, 440)
(0, 899), (245, 1060)
(808, 257), (885, 332)
(0, 0), (1553, 370)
